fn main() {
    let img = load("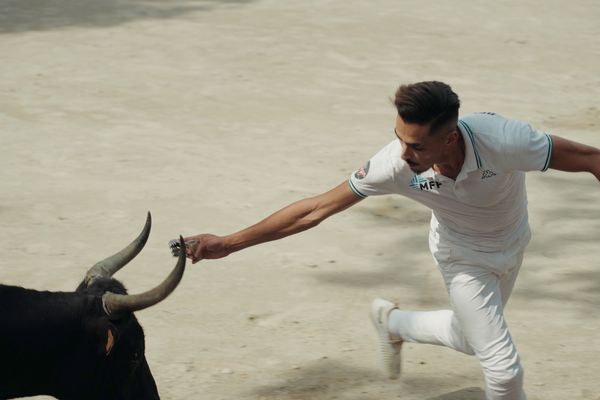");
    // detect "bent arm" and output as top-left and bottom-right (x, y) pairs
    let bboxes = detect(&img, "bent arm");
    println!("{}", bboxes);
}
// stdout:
(223, 181), (363, 253)
(549, 135), (600, 181)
